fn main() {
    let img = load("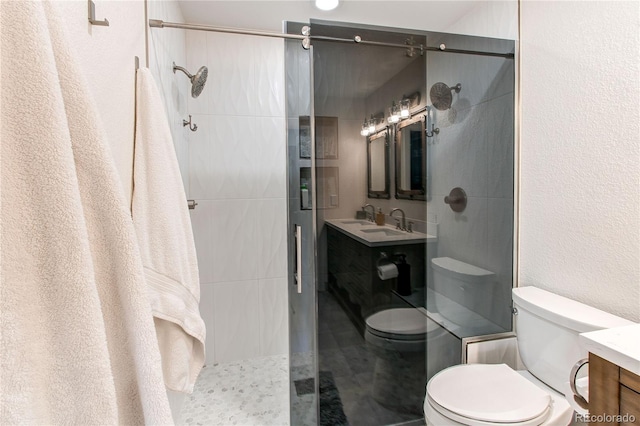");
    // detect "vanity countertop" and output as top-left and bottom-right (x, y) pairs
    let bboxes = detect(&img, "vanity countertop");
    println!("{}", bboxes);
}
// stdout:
(325, 218), (436, 247)
(580, 323), (640, 375)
